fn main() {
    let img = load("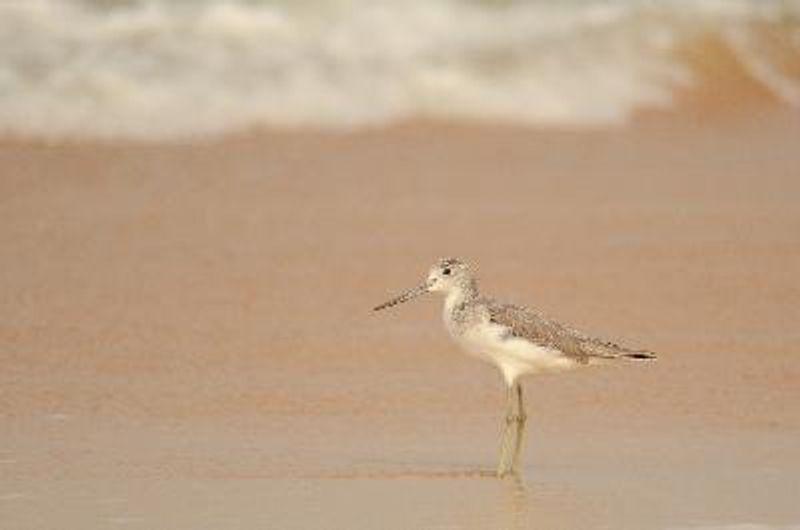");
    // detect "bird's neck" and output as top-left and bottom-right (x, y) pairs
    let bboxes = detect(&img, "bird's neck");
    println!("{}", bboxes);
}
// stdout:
(444, 278), (479, 312)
